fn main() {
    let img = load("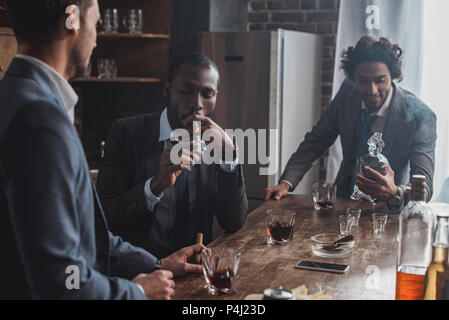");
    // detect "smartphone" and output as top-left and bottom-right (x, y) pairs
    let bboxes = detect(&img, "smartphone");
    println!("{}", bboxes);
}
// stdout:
(295, 260), (349, 274)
